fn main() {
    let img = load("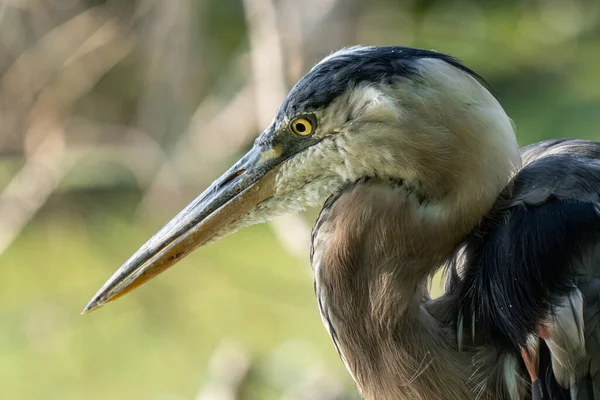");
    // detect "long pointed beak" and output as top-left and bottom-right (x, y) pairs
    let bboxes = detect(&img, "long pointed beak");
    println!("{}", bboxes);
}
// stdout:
(83, 144), (283, 313)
